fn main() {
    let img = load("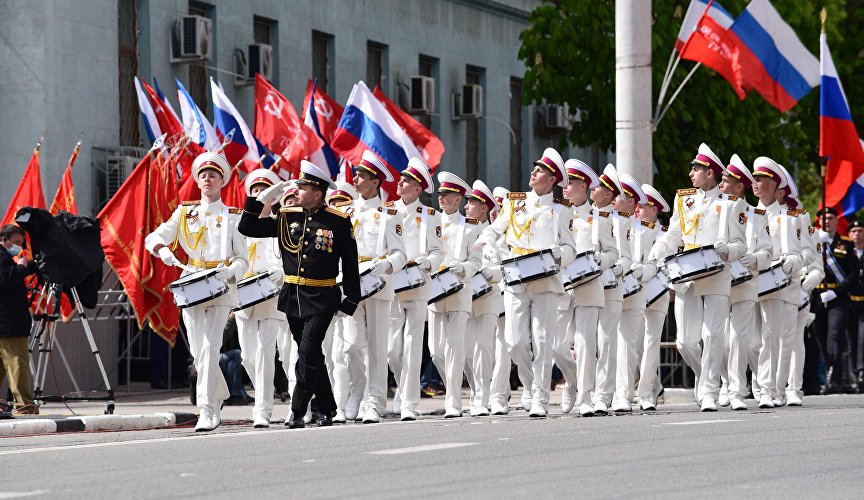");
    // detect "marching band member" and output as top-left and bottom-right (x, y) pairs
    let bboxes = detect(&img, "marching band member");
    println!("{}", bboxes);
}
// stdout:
(591, 164), (632, 414)
(489, 187), (512, 415)
(475, 148), (577, 417)
(634, 184), (670, 411)
(647, 144), (747, 411)
(429, 171), (482, 418)
(751, 158), (804, 408)
(239, 160), (360, 429)
(235, 169), (288, 428)
(557, 160), (617, 416)
(145, 152), (248, 431)
(325, 182), (362, 423)
(612, 173), (650, 413)
(386, 158), (443, 421)
(718, 156), (772, 411)
(785, 193), (823, 406)
(346, 151), (407, 423)
(464, 179), (499, 416)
